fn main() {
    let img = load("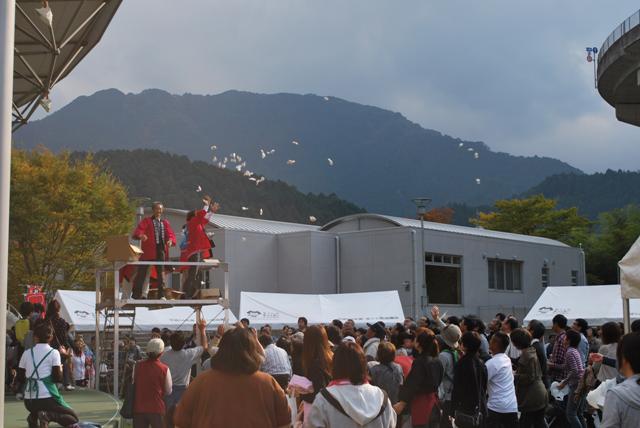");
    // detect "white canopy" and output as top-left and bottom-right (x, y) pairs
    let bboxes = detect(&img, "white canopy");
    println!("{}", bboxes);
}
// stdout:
(524, 285), (640, 328)
(54, 290), (236, 332)
(619, 235), (640, 299)
(239, 290), (405, 326)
